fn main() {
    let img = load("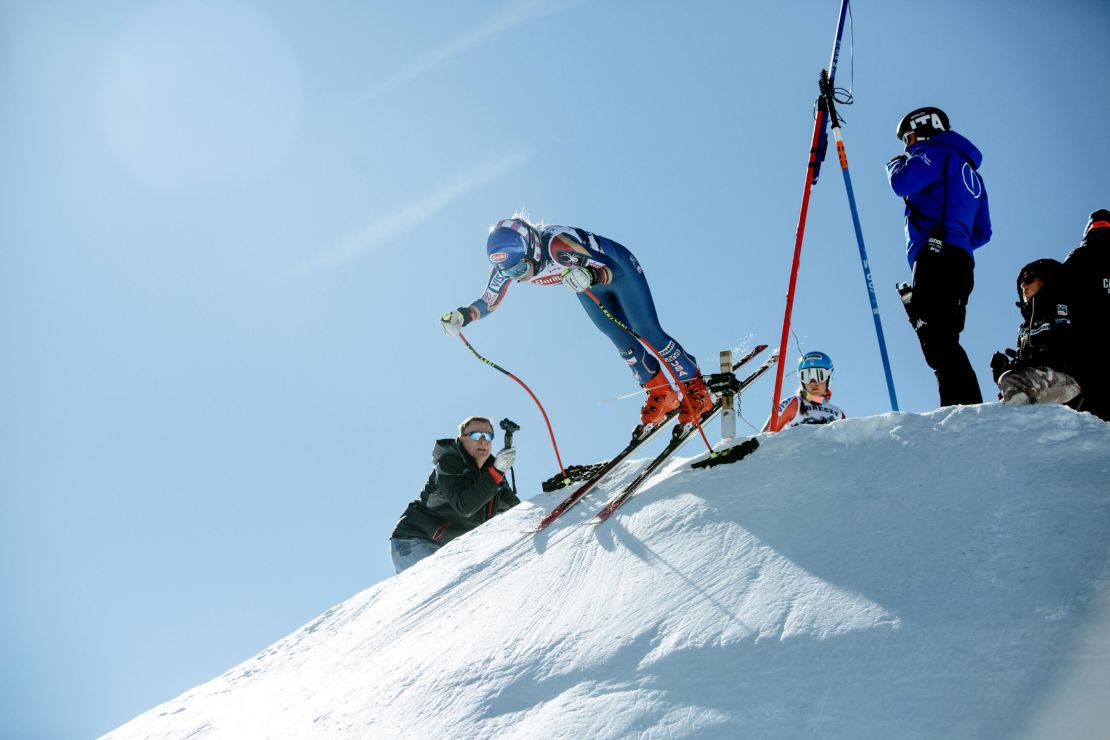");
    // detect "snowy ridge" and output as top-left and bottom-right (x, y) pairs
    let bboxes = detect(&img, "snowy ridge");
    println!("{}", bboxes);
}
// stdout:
(105, 404), (1110, 739)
